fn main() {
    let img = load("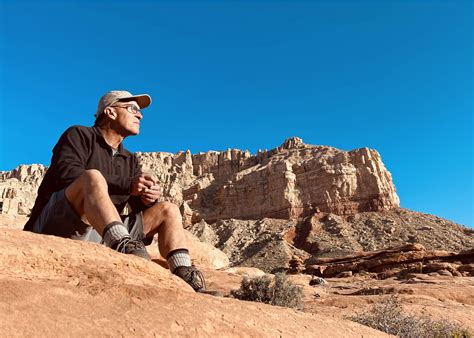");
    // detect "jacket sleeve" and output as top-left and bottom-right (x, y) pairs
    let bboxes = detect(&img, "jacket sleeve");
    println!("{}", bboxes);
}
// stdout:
(52, 126), (132, 194)
(52, 126), (92, 188)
